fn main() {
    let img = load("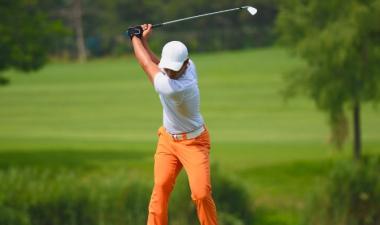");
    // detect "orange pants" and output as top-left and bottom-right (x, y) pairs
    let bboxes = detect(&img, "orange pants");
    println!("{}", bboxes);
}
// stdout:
(147, 126), (218, 225)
